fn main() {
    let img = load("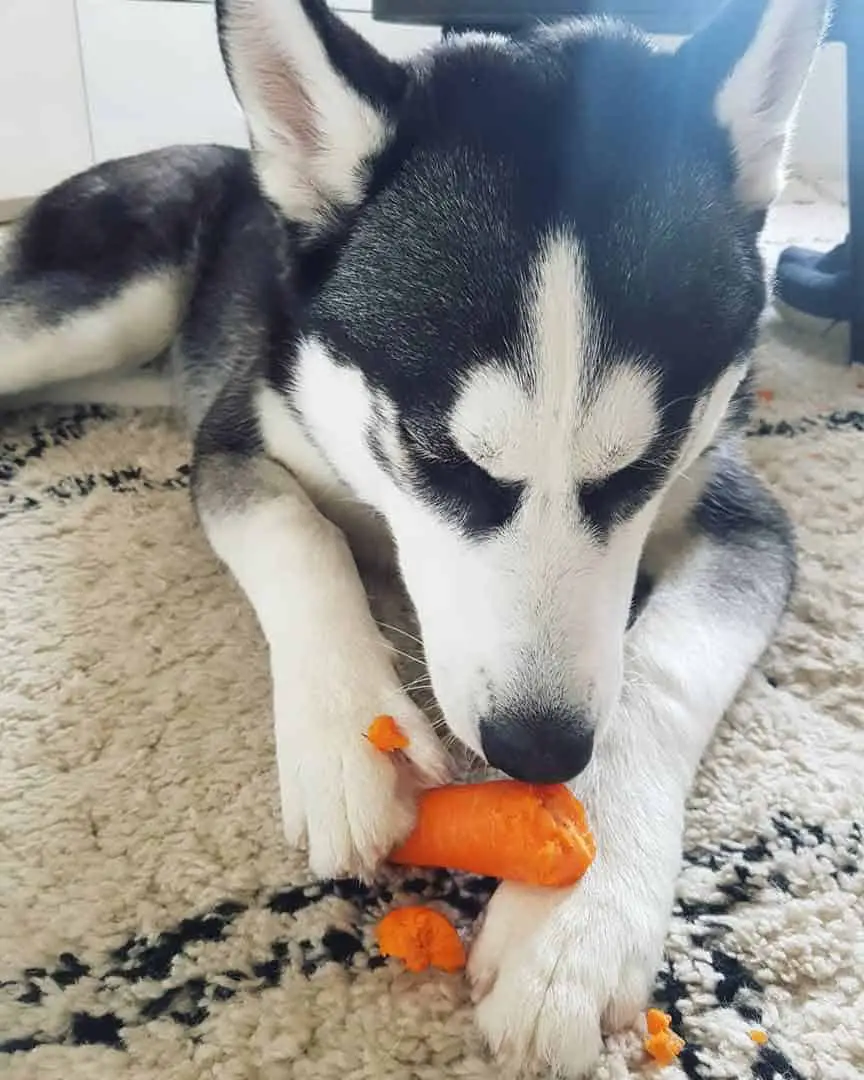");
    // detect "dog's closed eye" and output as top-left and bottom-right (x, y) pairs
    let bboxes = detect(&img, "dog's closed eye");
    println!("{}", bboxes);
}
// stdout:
(398, 421), (523, 534)
(398, 419), (454, 463)
(578, 458), (664, 532)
